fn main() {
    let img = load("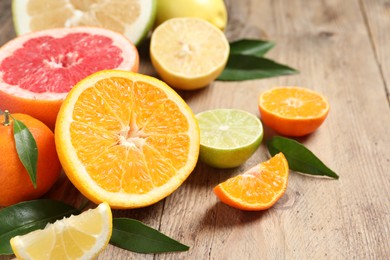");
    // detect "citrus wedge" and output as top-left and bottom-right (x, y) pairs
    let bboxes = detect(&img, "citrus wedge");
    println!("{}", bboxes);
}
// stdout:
(10, 202), (112, 260)
(196, 109), (263, 168)
(258, 86), (330, 136)
(55, 70), (200, 209)
(12, 0), (156, 45)
(213, 153), (289, 211)
(150, 17), (229, 90)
